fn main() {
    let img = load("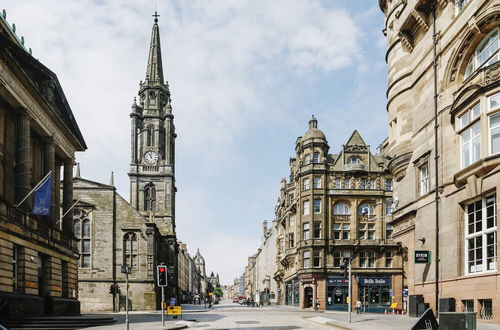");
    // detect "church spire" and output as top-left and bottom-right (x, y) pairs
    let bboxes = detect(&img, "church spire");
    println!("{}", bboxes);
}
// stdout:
(145, 12), (164, 84)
